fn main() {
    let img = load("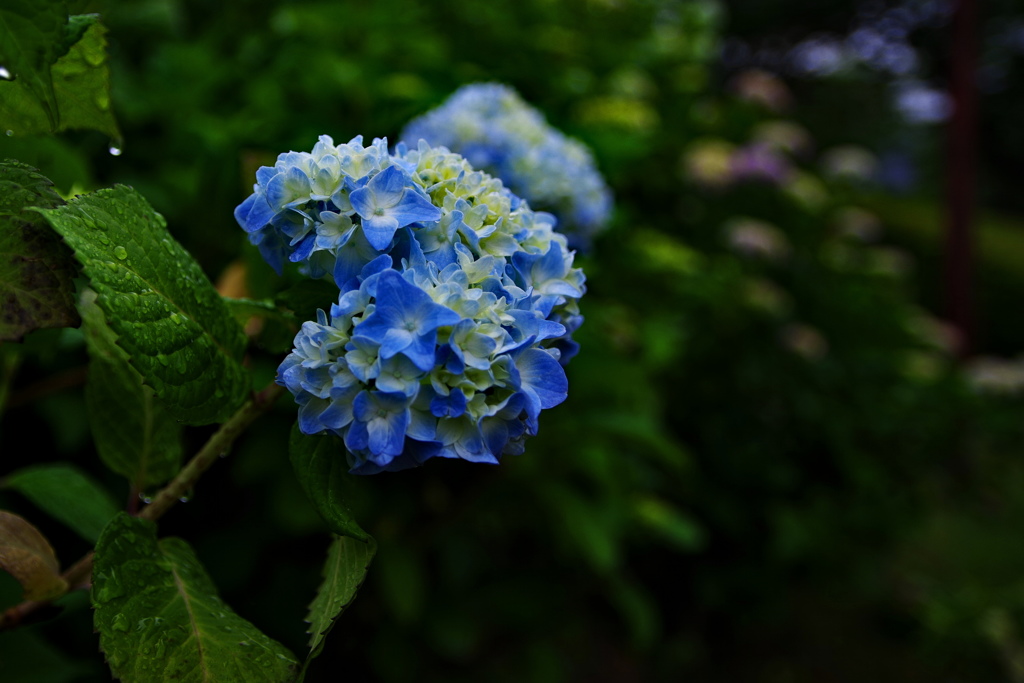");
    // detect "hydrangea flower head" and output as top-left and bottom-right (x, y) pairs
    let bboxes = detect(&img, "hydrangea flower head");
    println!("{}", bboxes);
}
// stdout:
(400, 83), (613, 248)
(239, 136), (585, 473)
